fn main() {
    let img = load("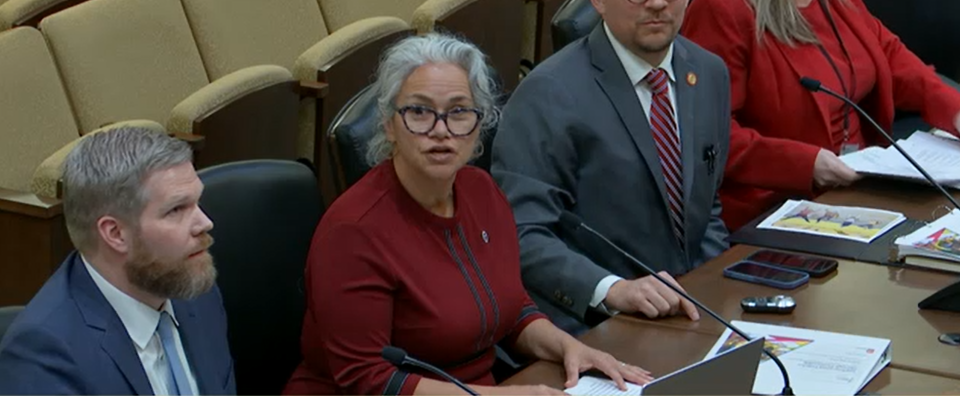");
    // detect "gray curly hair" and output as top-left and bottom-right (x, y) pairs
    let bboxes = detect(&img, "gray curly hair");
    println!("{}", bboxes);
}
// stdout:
(365, 33), (501, 166)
